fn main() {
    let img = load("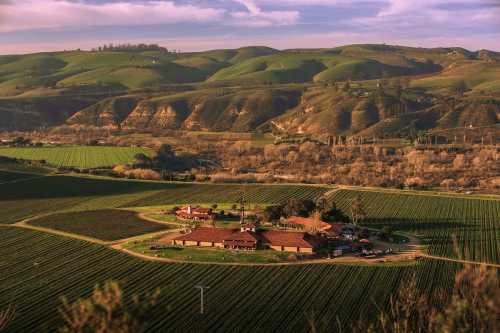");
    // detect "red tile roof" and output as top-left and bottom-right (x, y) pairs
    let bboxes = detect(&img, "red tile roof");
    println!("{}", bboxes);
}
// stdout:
(174, 227), (324, 249)
(225, 231), (258, 242)
(174, 227), (234, 243)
